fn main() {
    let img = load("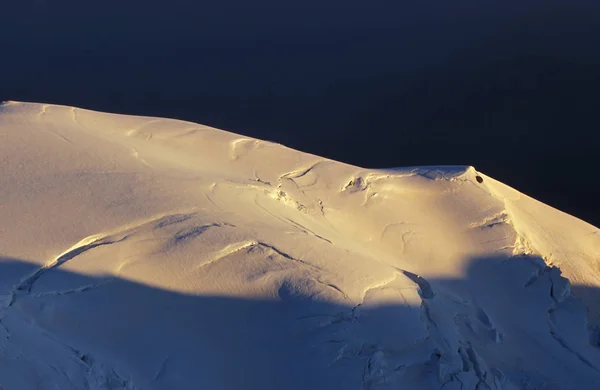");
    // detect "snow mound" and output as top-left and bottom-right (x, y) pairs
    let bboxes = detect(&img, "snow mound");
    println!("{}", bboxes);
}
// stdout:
(1, 101), (600, 389)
